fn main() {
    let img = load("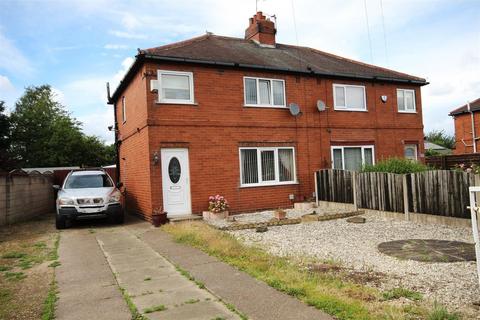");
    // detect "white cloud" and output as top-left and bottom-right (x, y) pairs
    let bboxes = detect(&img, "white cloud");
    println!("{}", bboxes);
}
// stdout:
(109, 30), (147, 39)
(0, 30), (34, 76)
(78, 108), (115, 144)
(0, 75), (18, 108)
(104, 44), (129, 50)
(51, 87), (66, 105)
